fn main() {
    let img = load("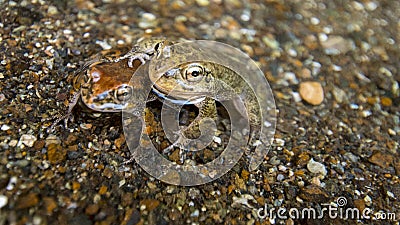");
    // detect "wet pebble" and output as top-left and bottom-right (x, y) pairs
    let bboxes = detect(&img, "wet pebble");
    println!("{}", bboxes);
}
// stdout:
(190, 209), (200, 217)
(299, 81), (324, 105)
(47, 143), (66, 164)
(368, 151), (393, 169)
(1, 125), (10, 131)
(277, 174), (285, 181)
(344, 152), (359, 163)
(0, 195), (7, 209)
(45, 134), (61, 146)
(196, 0), (209, 7)
(16, 193), (39, 209)
(43, 197), (57, 214)
(18, 134), (37, 147)
(139, 13), (158, 29)
(140, 199), (160, 211)
(299, 185), (329, 202)
(307, 158), (327, 177)
(85, 204), (99, 215)
(320, 35), (354, 55)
